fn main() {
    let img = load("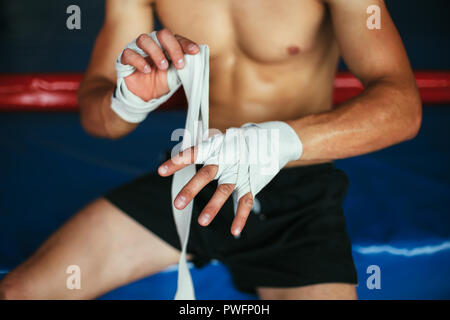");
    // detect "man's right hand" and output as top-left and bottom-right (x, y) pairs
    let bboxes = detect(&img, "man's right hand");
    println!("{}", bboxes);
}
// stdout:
(120, 29), (200, 102)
